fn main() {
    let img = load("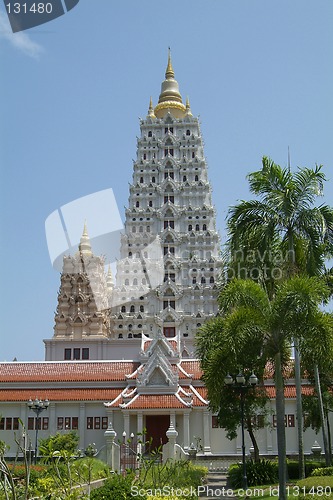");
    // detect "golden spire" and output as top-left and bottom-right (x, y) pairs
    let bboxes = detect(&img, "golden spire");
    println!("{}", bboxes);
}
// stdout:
(147, 96), (156, 118)
(154, 49), (186, 119)
(165, 47), (175, 79)
(185, 96), (193, 116)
